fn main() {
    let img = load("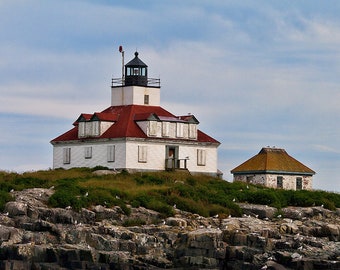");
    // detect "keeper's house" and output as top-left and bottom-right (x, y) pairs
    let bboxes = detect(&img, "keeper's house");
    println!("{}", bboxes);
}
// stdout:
(231, 147), (315, 190)
(51, 51), (220, 176)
